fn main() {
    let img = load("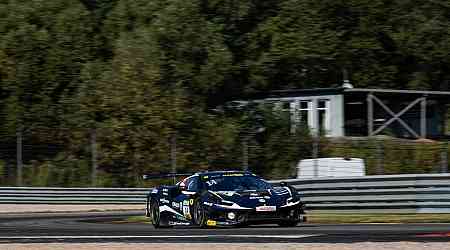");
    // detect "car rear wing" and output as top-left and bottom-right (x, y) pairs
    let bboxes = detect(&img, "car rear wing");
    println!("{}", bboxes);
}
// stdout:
(142, 173), (193, 180)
